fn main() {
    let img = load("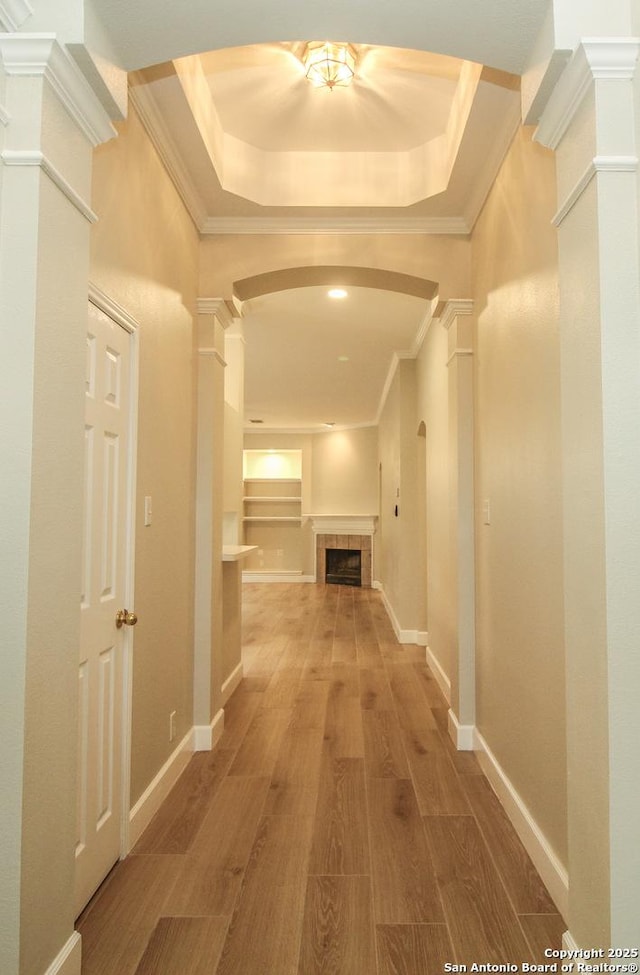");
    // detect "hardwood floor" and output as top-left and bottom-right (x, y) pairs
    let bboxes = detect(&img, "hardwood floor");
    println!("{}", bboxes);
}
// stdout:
(77, 583), (566, 975)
